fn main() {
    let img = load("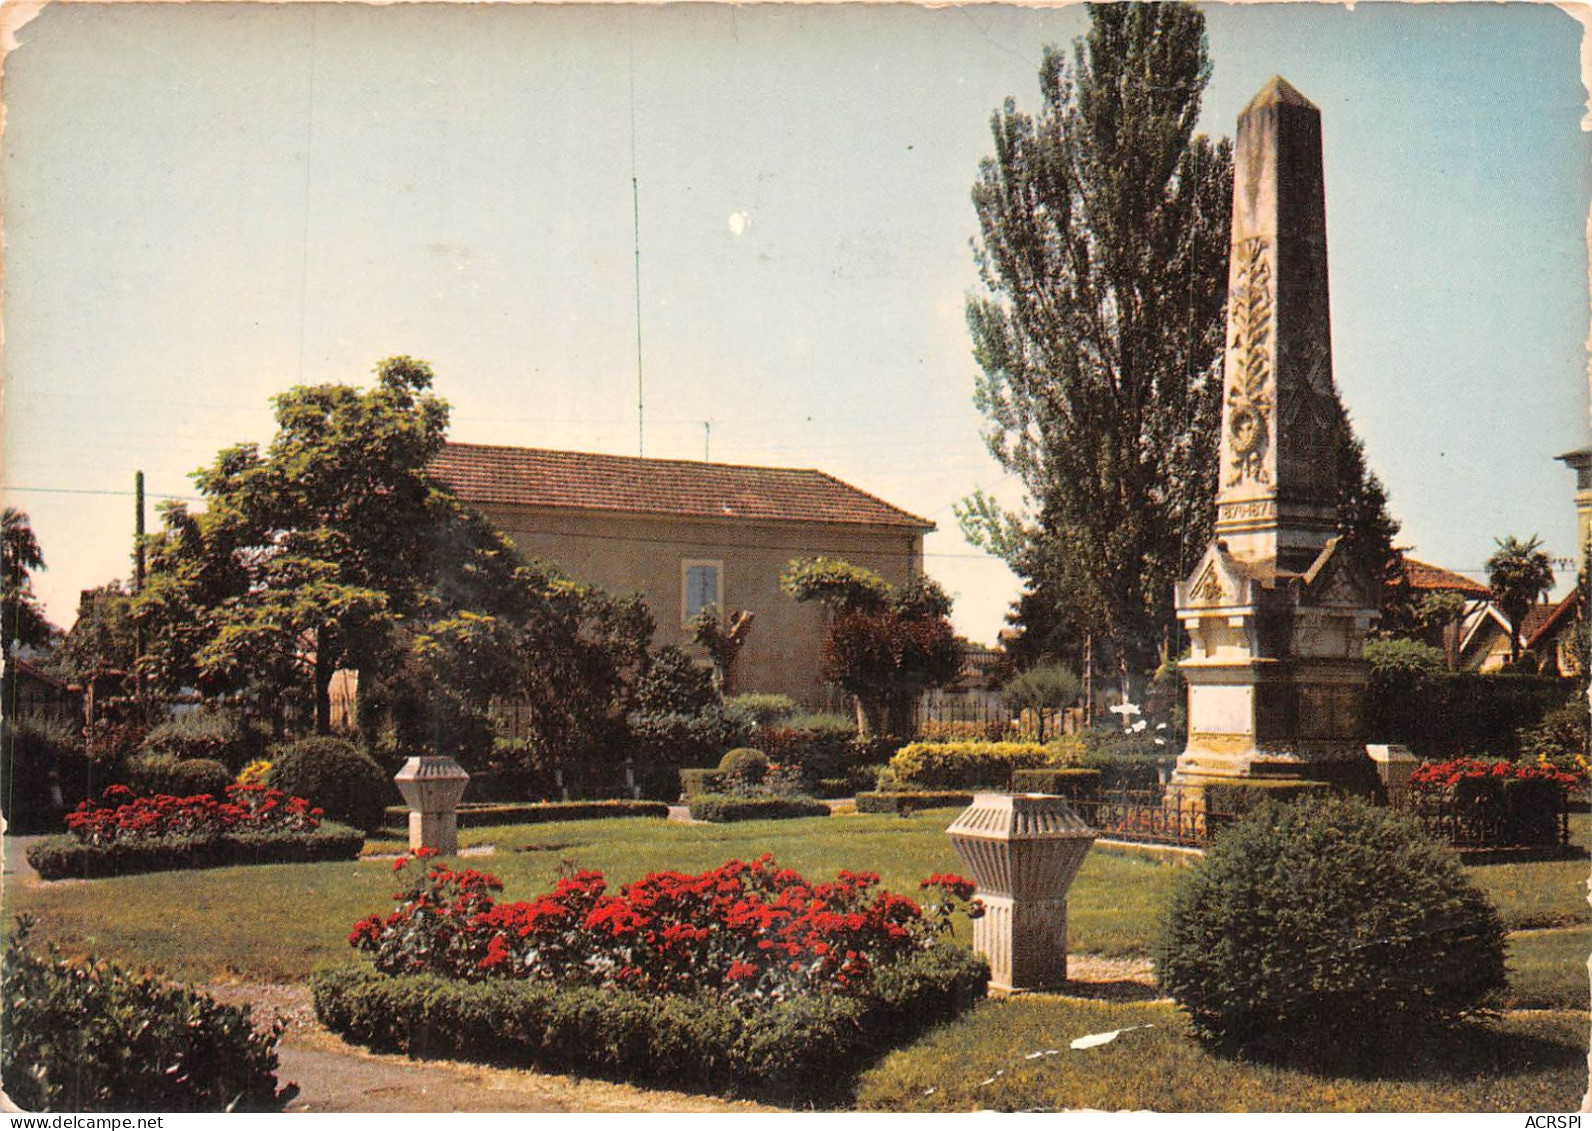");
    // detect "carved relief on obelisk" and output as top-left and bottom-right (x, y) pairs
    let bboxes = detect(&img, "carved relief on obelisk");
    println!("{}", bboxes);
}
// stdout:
(1222, 235), (1275, 489)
